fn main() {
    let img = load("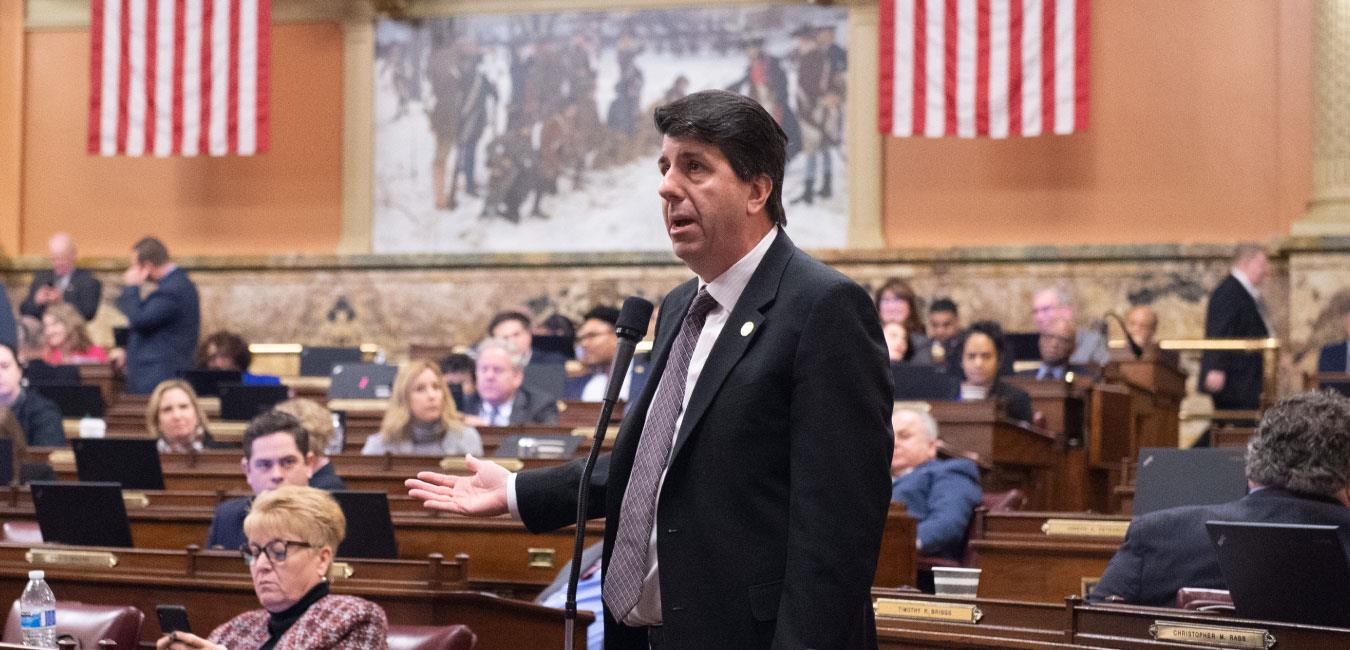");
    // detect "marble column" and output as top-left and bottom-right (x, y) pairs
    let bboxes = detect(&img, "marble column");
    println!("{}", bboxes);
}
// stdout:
(1294, 0), (1350, 235)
